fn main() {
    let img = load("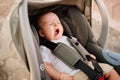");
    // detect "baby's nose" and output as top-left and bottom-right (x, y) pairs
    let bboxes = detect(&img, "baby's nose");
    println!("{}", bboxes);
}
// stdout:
(54, 23), (58, 26)
(54, 24), (57, 26)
